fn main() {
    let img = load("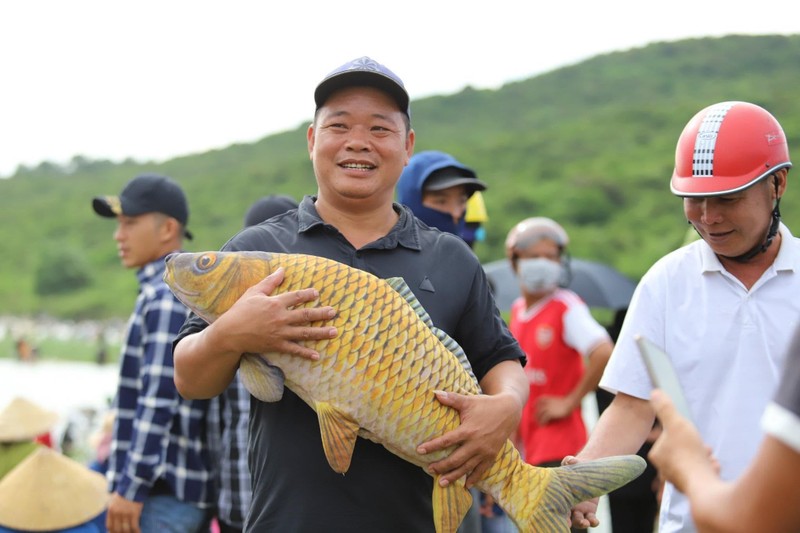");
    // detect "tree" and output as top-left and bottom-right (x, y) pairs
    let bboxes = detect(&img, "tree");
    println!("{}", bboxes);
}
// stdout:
(35, 246), (93, 295)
